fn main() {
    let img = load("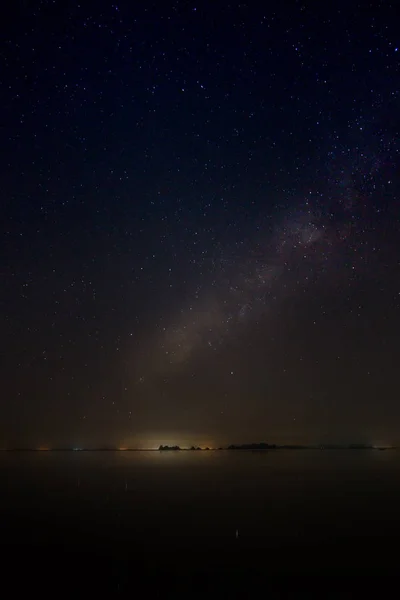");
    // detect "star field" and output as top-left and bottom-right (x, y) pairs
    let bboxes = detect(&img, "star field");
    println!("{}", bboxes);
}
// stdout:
(2, 1), (400, 448)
